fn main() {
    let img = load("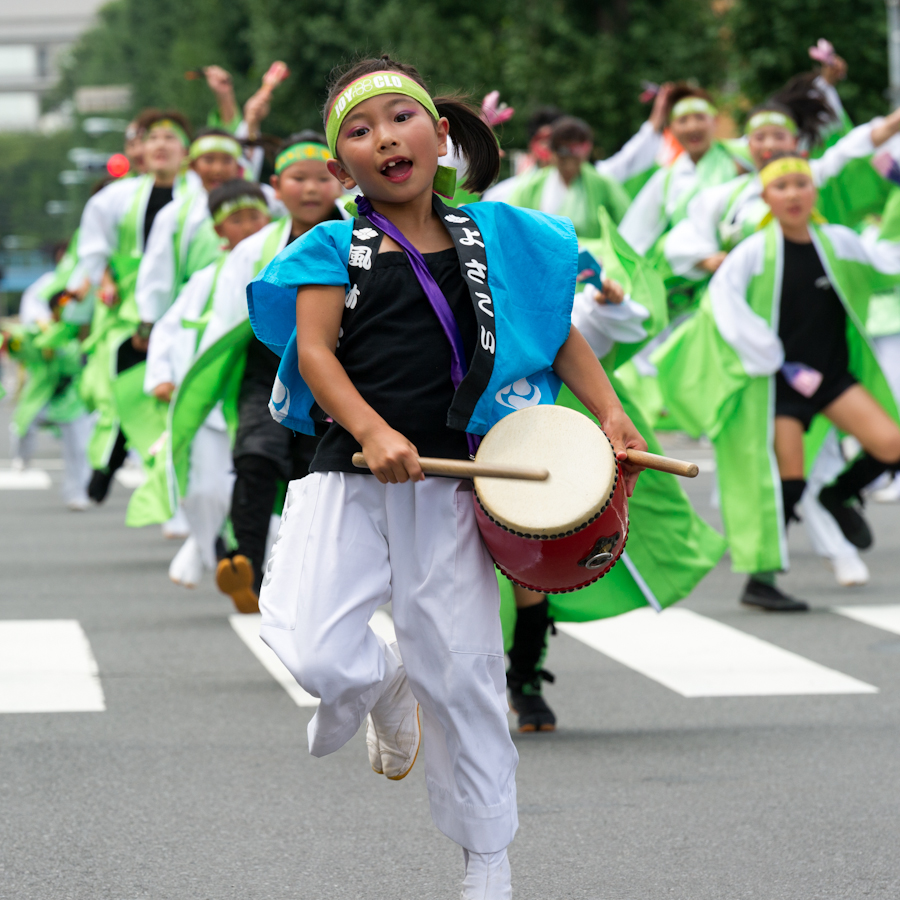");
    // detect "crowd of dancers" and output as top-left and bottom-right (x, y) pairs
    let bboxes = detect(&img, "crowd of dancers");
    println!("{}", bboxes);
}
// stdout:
(4, 41), (900, 899)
